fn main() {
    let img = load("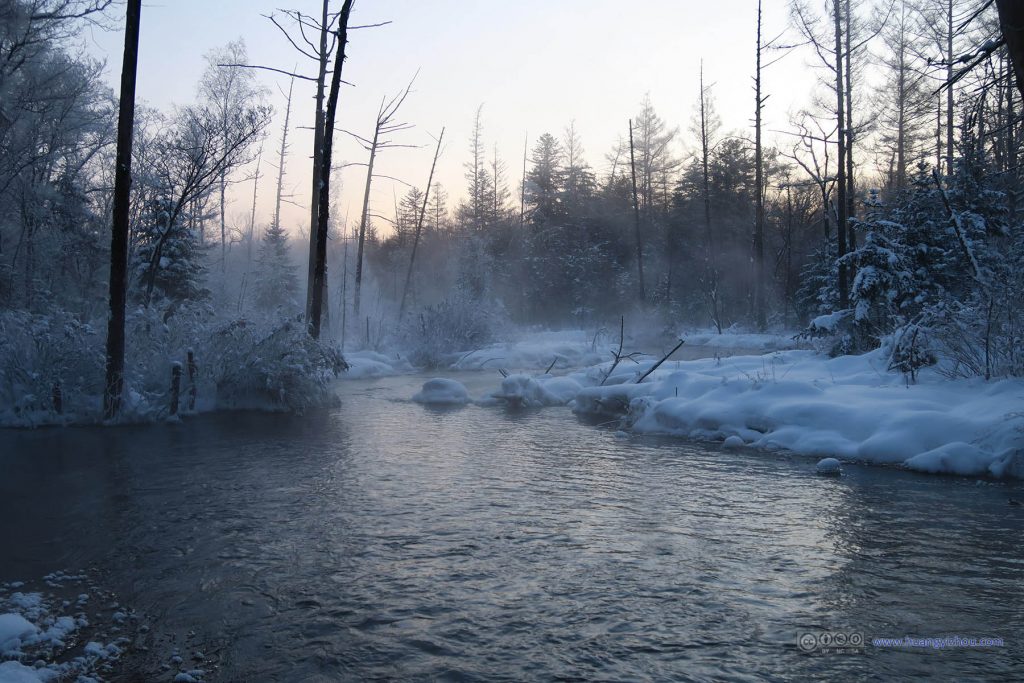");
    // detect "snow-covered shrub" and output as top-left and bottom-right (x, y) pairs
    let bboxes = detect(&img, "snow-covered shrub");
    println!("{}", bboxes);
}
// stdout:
(206, 317), (347, 411)
(396, 294), (508, 368)
(0, 310), (104, 423)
